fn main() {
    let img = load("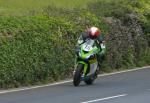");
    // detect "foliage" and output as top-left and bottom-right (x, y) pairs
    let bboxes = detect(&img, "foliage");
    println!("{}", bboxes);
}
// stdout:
(88, 0), (150, 69)
(0, 16), (74, 88)
(0, 0), (94, 15)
